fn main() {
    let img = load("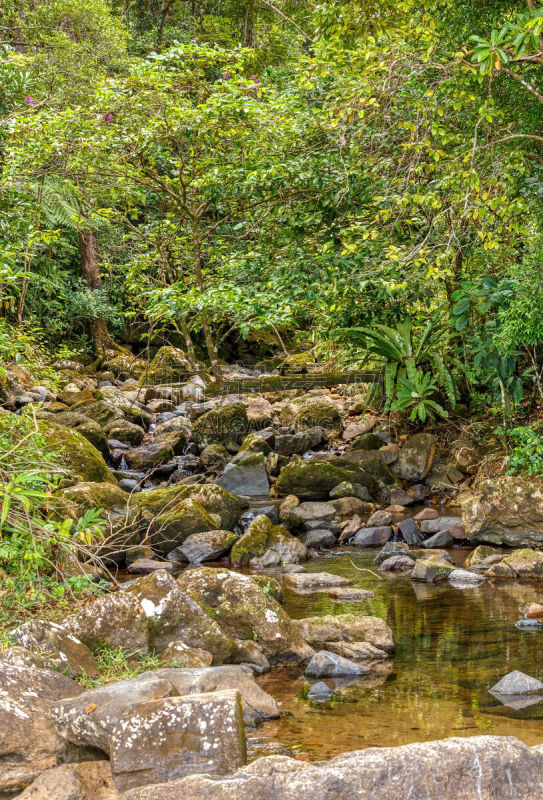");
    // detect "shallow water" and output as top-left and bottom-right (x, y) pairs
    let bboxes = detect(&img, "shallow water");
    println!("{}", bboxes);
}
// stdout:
(251, 547), (543, 760)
